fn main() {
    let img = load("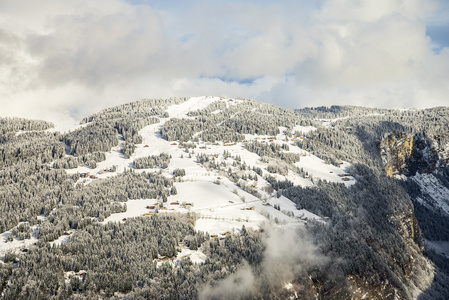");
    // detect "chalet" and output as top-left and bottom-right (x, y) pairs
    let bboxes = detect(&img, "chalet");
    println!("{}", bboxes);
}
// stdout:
(185, 203), (193, 206)
(249, 185), (256, 189)
(89, 175), (97, 179)
(255, 137), (260, 140)
(170, 201), (179, 205)
(246, 207), (255, 210)
(162, 207), (167, 210)
(344, 173), (351, 176)
(338, 174), (345, 177)
(342, 177), (350, 181)
(146, 206), (155, 209)
(144, 145), (149, 148)
(210, 234), (218, 238)
(63, 232), (71, 236)
(263, 203), (271, 206)
(122, 218), (127, 221)
(144, 213), (152, 216)
(222, 232), (231, 236)
(171, 142), (177, 145)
